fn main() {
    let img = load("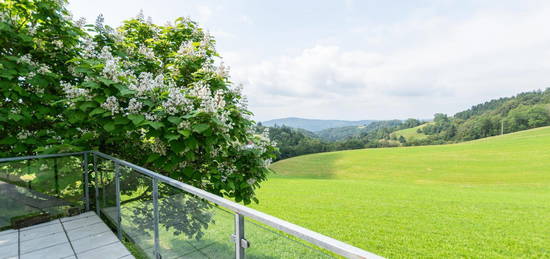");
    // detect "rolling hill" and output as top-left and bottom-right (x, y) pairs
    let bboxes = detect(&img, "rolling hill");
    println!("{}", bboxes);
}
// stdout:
(390, 122), (431, 141)
(250, 126), (550, 258)
(262, 117), (374, 132)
